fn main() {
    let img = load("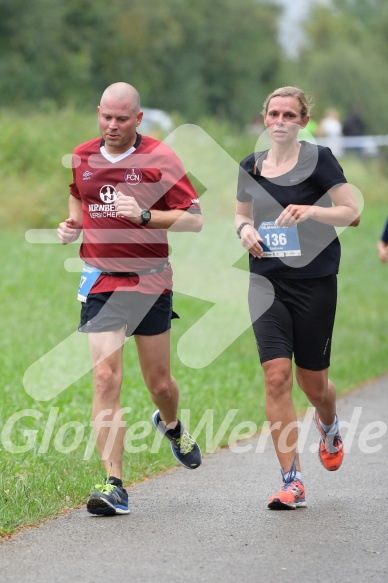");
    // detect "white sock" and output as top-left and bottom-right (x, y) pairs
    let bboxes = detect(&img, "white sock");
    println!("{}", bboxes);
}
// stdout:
(284, 470), (302, 483)
(319, 417), (339, 452)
